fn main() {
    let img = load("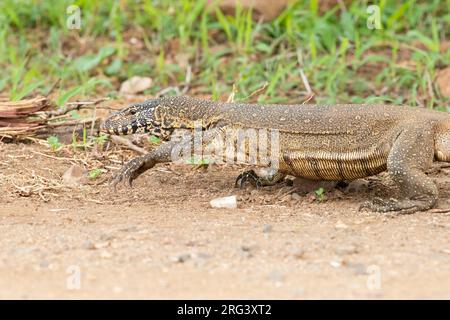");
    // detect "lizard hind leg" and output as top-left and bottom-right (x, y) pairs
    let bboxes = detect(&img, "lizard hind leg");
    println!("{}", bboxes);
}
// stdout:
(235, 167), (286, 188)
(361, 123), (438, 214)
